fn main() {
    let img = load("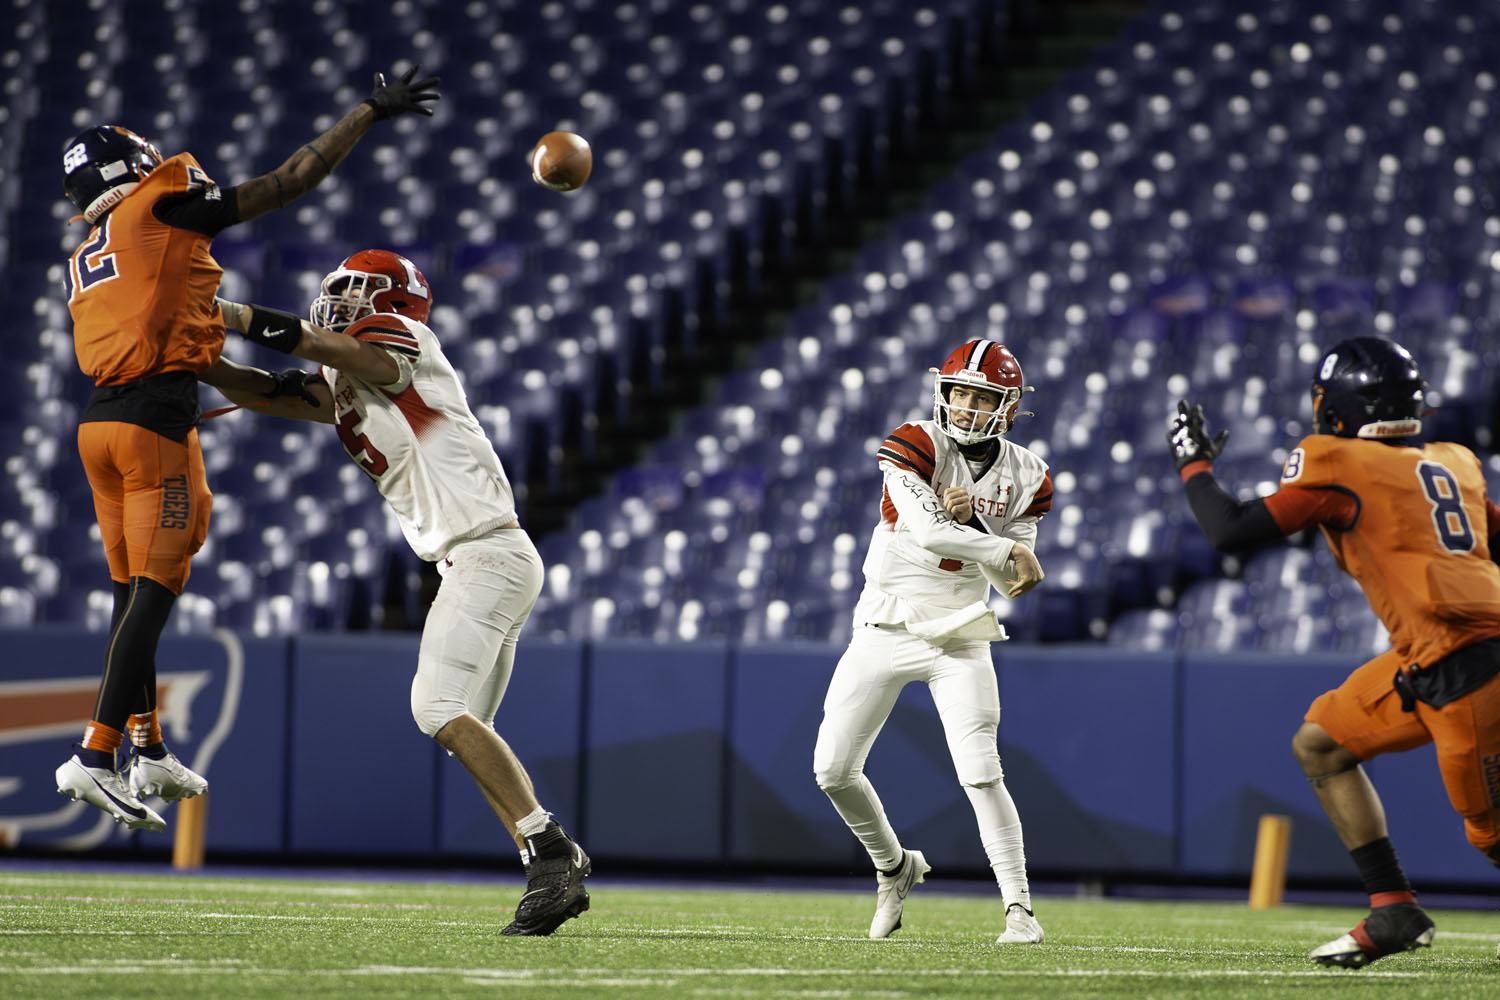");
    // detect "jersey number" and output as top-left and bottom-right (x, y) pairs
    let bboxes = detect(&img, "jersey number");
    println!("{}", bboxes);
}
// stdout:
(336, 407), (389, 478)
(1417, 462), (1474, 553)
(65, 217), (120, 302)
